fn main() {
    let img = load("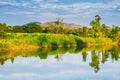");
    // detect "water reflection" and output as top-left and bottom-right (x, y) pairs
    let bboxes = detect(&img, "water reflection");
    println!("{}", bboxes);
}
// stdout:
(0, 46), (120, 73)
